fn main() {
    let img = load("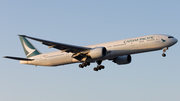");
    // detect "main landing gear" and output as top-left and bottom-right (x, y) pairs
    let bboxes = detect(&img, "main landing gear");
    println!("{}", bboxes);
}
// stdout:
(93, 60), (105, 71)
(162, 47), (168, 57)
(79, 62), (90, 68)
(79, 60), (105, 71)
